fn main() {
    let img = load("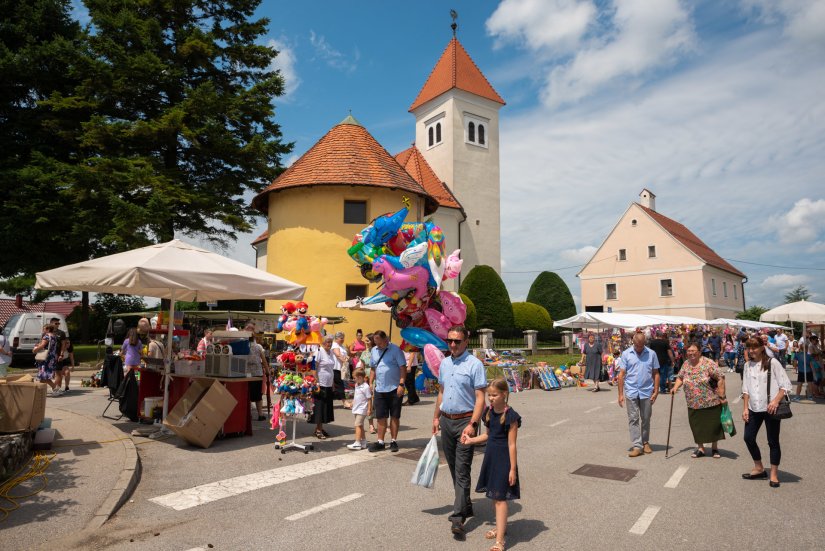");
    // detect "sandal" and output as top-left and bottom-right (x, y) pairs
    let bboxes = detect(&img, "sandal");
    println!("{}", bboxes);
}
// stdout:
(321, 429), (330, 437)
(314, 430), (327, 440)
(369, 426), (376, 434)
(691, 449), (705, 458)
(485, 529), (497, 540)
(712, 449), (721, 458)
(490, 541), (505, 551)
